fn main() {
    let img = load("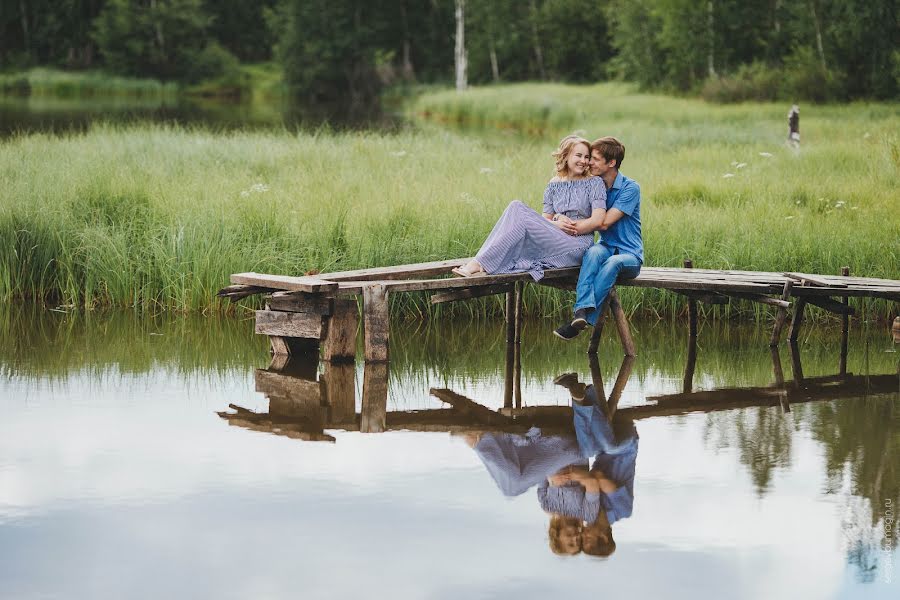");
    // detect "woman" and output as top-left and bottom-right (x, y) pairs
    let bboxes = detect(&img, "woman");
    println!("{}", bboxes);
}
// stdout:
(452, 135), (607, 280)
